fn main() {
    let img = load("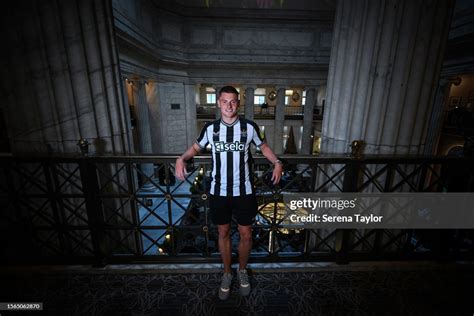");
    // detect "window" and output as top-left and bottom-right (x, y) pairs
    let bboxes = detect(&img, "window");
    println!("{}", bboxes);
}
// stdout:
(235, 87), (242, 102)
(285, 90), (293, 105)
(254, 95), (265, 105)
(205, 87), (216, 104)
(302, 90), (306, 106)
(206, 94), (216, 104)
(254, 88), (266, 105)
